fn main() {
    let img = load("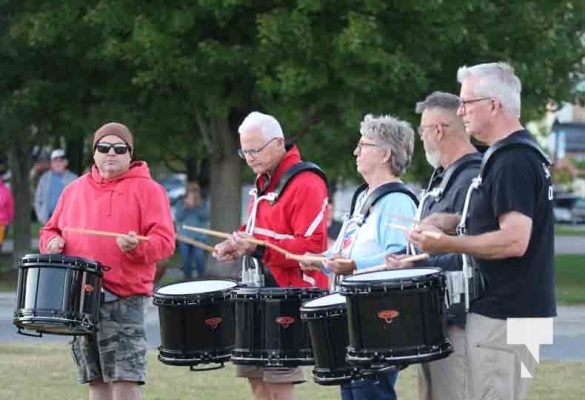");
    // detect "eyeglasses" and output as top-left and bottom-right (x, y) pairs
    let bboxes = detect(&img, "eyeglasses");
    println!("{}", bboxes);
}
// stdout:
(95, 142), (131, 155)
(355, 141), (381, 153)
(237, 137), (278, 159)
(417, 123), (450, 137)
(458, 97), (491, 112)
